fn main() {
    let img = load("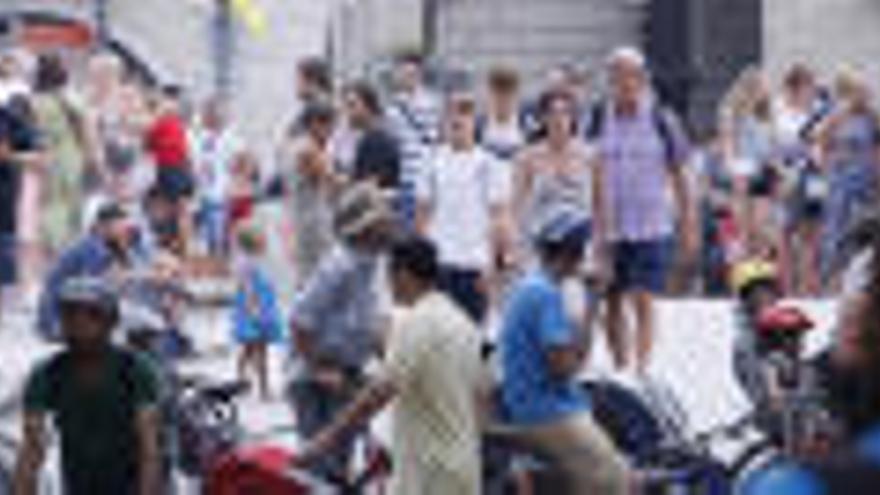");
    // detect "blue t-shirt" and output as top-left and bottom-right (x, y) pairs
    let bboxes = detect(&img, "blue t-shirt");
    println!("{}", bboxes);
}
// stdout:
(500, 270), (588, 424)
